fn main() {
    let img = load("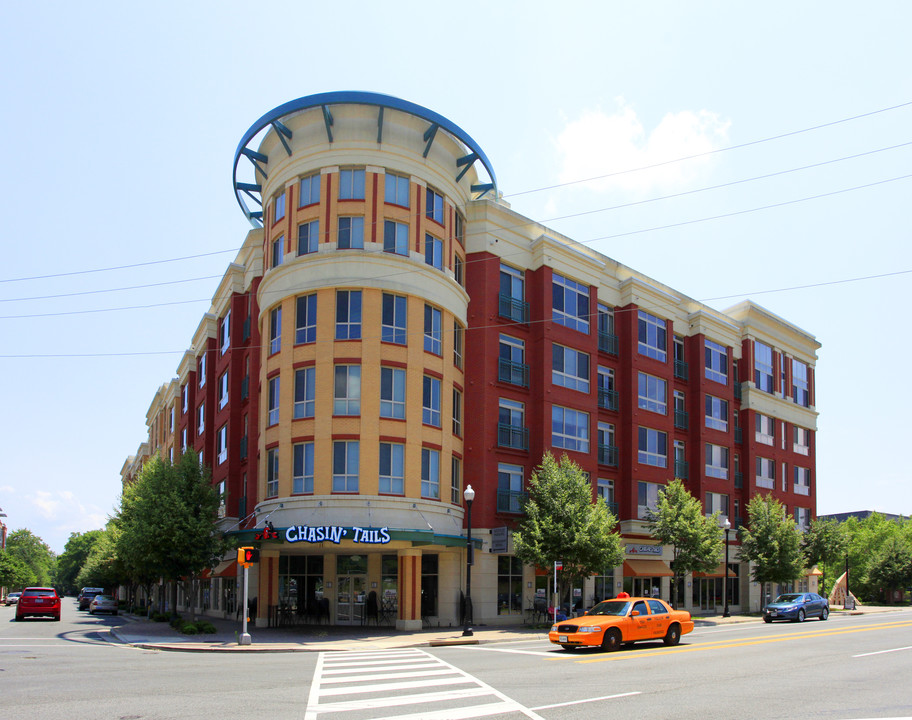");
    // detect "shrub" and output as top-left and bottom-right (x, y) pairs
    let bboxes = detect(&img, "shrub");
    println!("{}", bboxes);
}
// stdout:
(180, 623), (199, 635)
(195, 621), (217, 634)
(152, 612), (170, 623)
